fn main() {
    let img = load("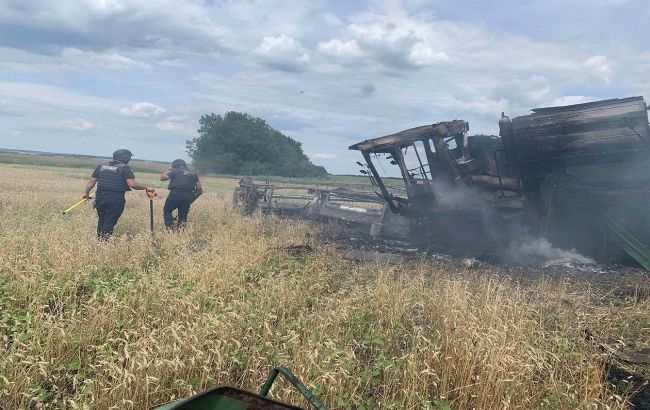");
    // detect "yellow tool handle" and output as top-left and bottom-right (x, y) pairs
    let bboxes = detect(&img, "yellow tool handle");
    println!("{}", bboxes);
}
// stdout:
(62, 192), (95, 214)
